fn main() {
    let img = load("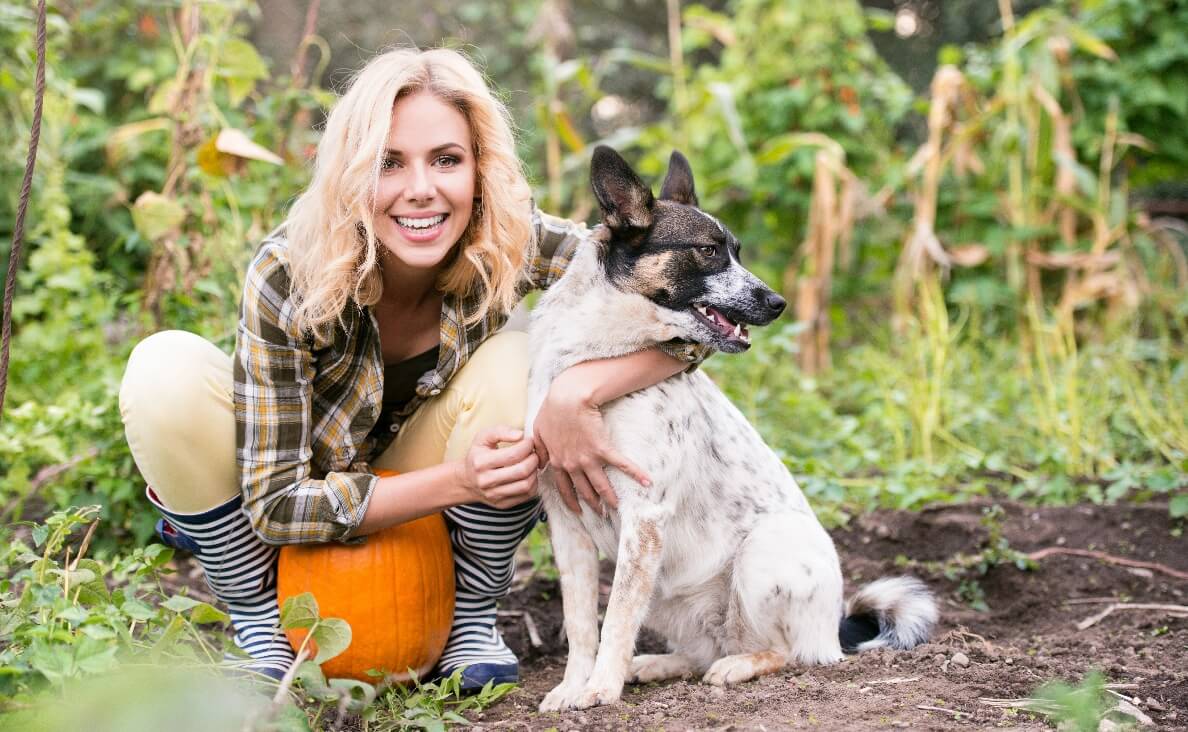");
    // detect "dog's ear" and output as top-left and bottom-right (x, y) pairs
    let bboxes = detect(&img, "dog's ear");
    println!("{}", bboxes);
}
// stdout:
(591, 145), (654, 237)
(659, 150), (698, 207)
